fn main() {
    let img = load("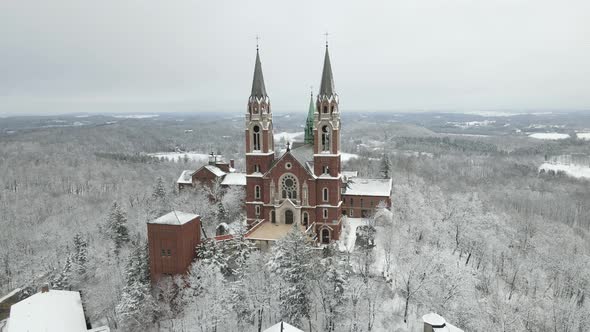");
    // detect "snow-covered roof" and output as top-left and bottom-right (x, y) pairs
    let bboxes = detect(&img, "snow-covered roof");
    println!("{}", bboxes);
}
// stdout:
(263, 321), (304, 332)
(345, 178), (392, 197)
(204, 165), (226, 177)
(0, 288), (21, 303)
(177, 170), (194, 184)
(422, 313), (464, 332)
(221, 173), (247, 186)
(7, 290), (87, 332)
(149, 211), (199, 225)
